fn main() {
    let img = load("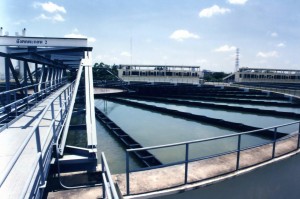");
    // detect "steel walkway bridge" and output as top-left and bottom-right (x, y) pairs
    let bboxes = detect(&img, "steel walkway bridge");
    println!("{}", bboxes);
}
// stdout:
(0, 35), (105, 198)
